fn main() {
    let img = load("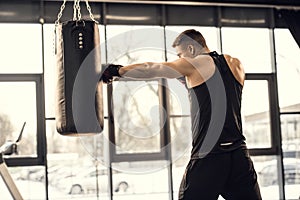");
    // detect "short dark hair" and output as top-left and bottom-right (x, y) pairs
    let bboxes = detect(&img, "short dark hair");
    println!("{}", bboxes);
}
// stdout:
(172, 29), (207, 49)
